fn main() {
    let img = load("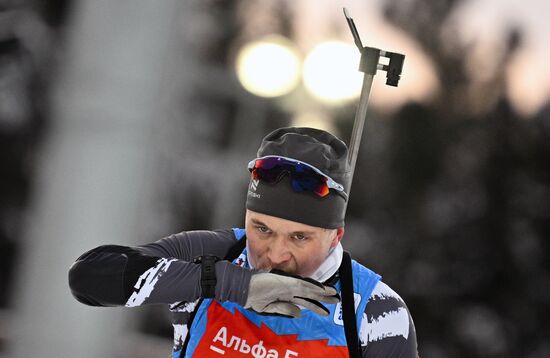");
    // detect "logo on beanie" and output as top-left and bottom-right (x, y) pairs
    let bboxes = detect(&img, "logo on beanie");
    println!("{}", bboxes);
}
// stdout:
(250, 179), (260, 191)
(248, 179), (261, 199)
